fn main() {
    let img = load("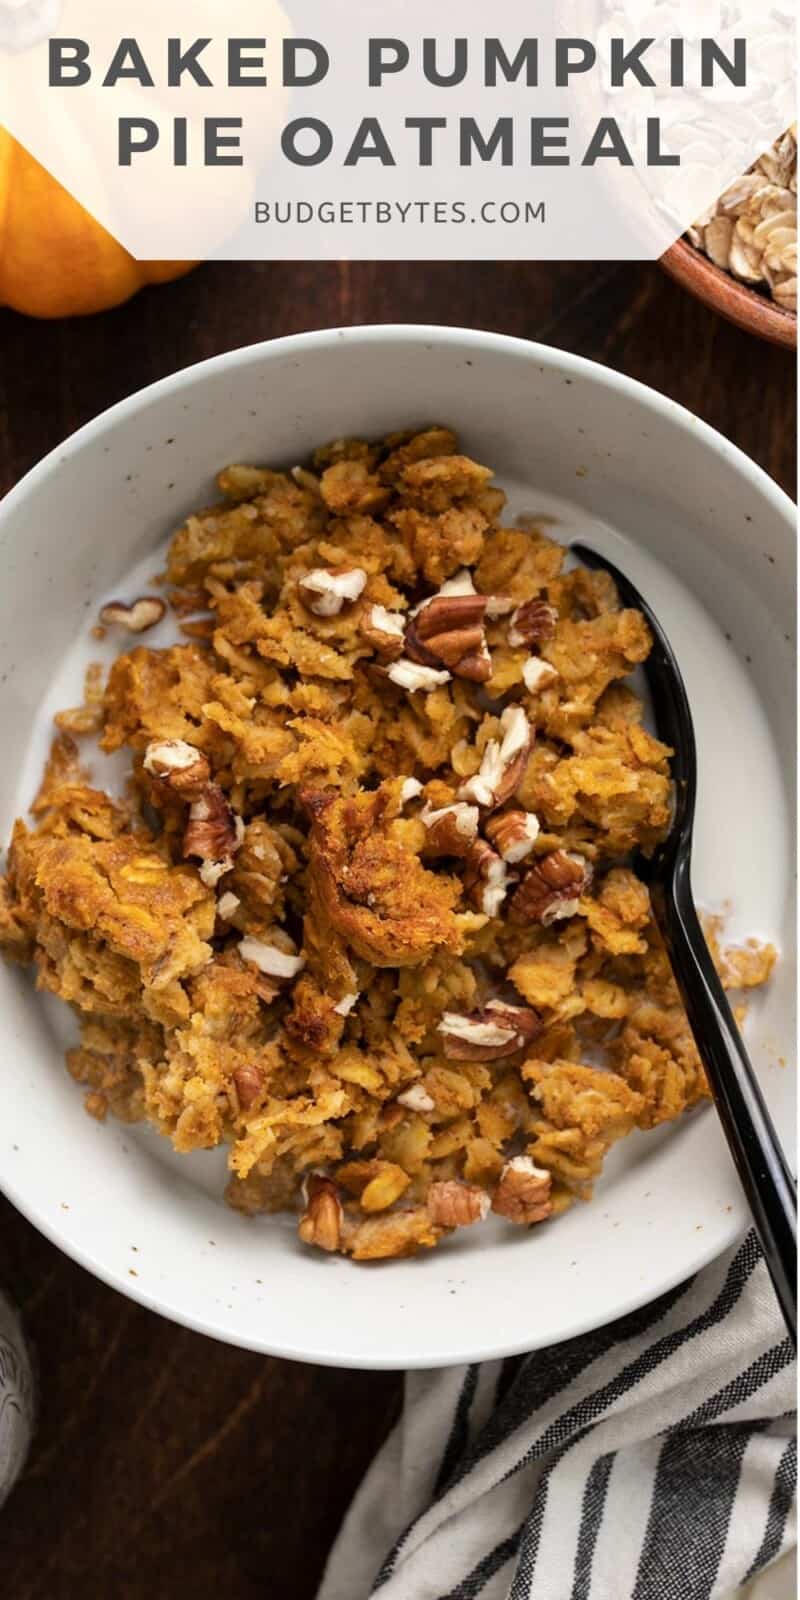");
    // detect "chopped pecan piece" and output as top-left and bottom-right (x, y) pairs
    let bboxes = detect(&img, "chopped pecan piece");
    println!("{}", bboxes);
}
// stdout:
(508, 599), (558, 648)
(522, 657), (559, 694)
(462, 838), (510, 917)
(437, 1001), (540, 1061)
(485, 809), (540, 863)
(386, 660), (451, 692)
(427, 1180), (490, 1228)
(333, 990), (359, 1016)
(299, 567), (367, 617)
(399, 777), (423, 803)
(396, 1083), (435, 1113)
(238, 936), (305, 979)
(217, 891), (241, 921)
(485, 594), (516, 617)
(405, 593), (491, 683)
(417, 567), (476, 601)
(298, 1175), (343, 1253)
(421, 801), (480, 857)
(459, 706), (533, 809)
(233, 1063), (264, 1111)
(509, 850), (593, 926)
(359, 604), (406, 659)
(143, 738), (210, 798)
(183, 785), (244, 887)
(492, 1156), (552, 1224)
(427, 568), (512, 618)
(99, 596), (166, 633)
